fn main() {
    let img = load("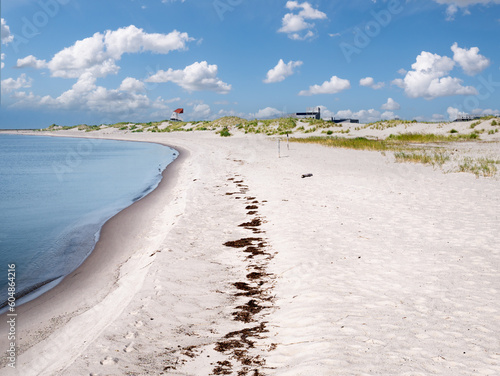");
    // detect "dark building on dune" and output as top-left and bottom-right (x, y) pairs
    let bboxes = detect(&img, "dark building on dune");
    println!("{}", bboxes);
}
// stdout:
(292, 107), (321, 120)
